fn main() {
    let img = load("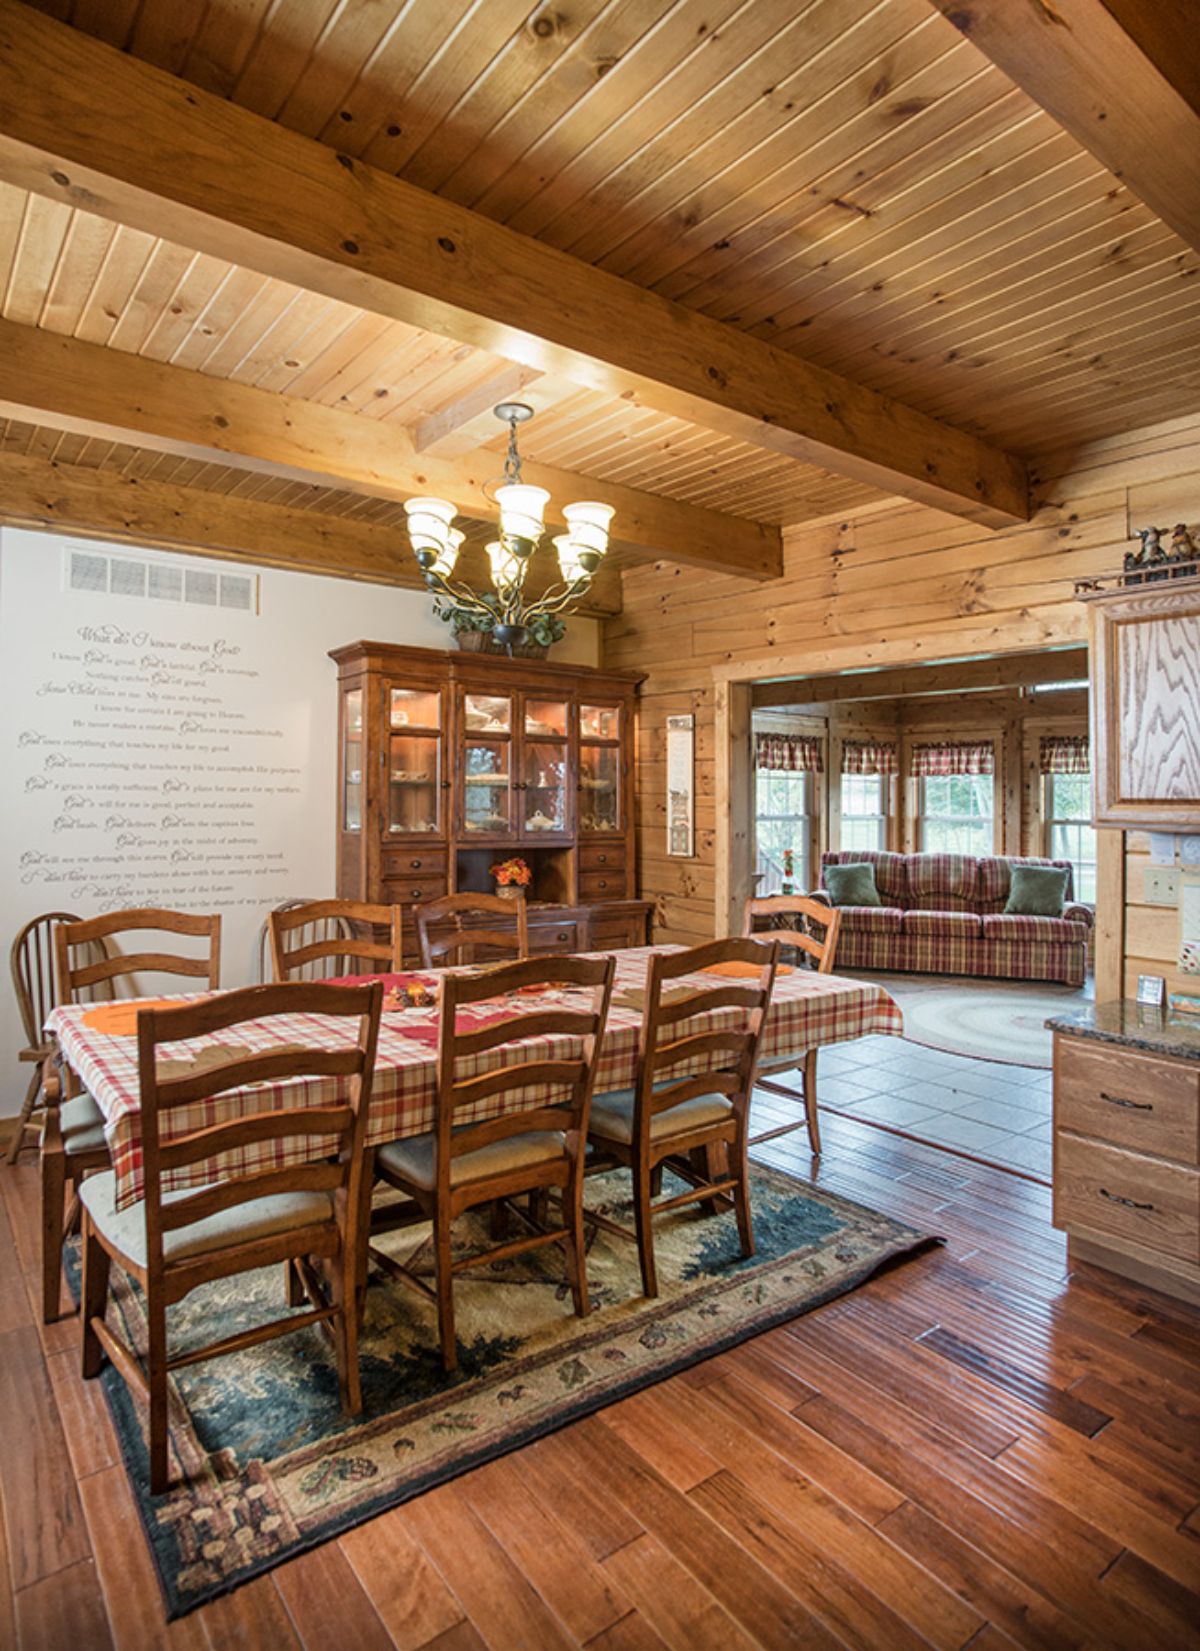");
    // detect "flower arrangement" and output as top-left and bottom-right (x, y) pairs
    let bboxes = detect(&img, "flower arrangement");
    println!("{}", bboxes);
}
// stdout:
(491, 856), (532, 888)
